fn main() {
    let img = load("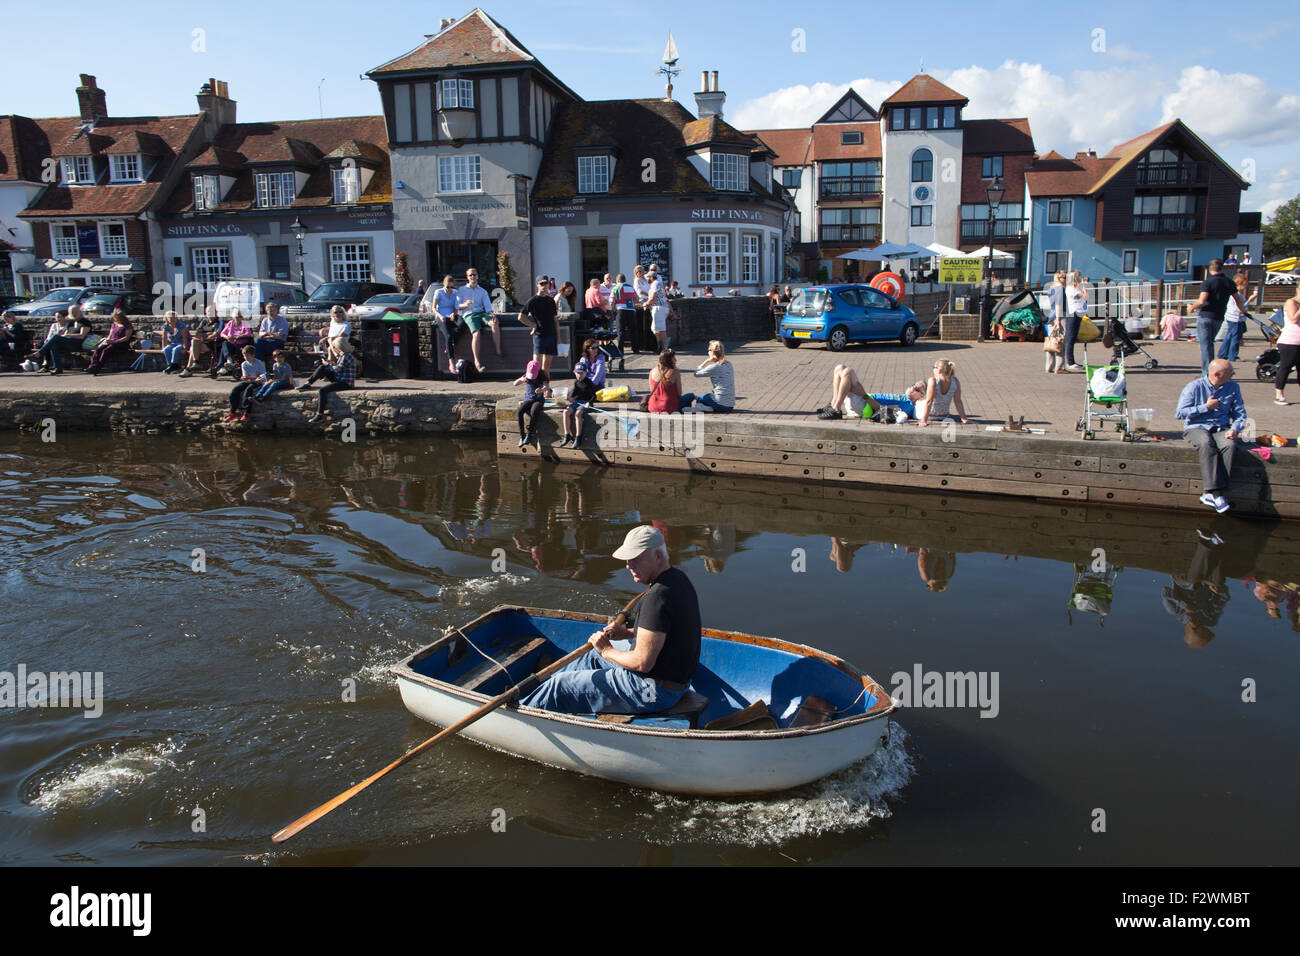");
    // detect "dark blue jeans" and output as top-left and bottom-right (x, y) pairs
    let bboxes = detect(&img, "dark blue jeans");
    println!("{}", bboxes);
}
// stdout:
(1216, 321), (1243, 361)
(1197, 314), (1222, 376)
(36, 336), (78, 372)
